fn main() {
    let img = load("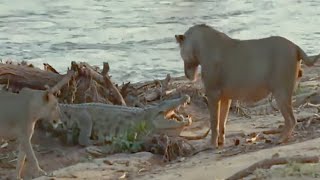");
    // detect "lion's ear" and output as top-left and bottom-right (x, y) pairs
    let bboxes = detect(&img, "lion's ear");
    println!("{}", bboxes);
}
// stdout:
(175, 35), (185, 44)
